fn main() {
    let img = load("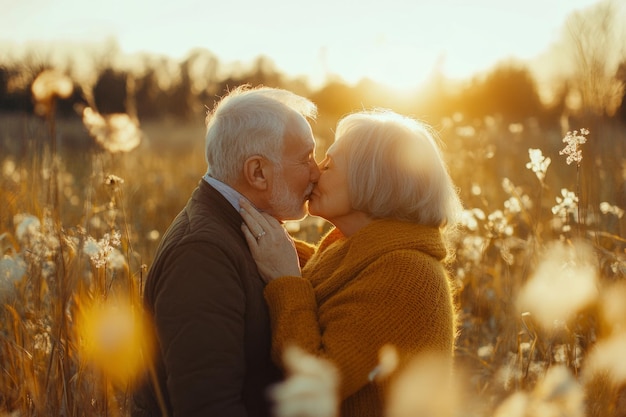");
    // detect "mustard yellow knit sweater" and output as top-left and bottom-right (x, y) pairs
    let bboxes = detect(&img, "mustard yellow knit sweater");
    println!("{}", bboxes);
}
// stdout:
(264, 219), (456, 417)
